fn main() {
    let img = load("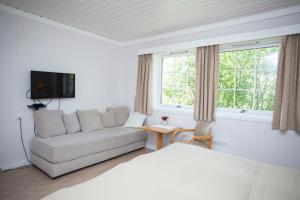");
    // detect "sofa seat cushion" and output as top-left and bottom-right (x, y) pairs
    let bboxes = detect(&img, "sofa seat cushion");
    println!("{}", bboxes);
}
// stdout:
(31, 127), (146, 163)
